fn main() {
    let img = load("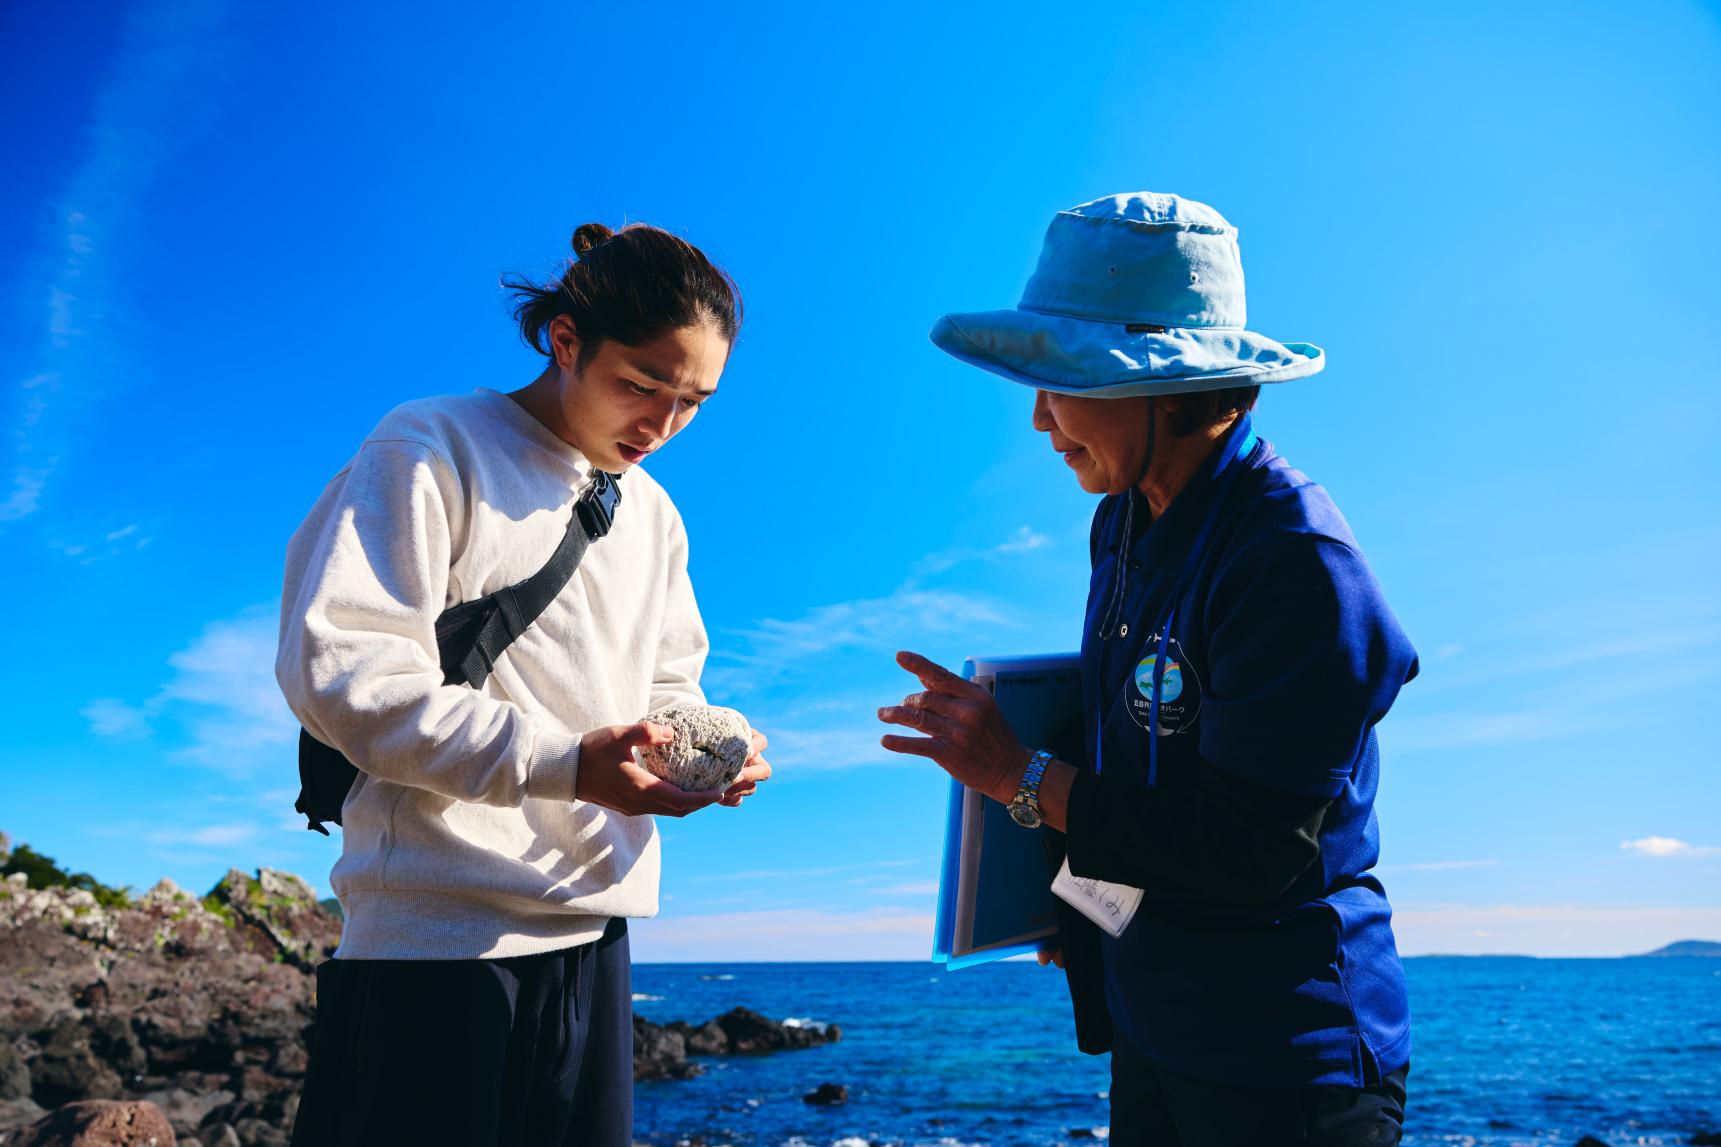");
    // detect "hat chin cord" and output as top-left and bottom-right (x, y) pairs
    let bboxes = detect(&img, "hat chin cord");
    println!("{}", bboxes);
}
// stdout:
(1132, 401), (1158, 492)
(1098, 403), (1158, 643)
